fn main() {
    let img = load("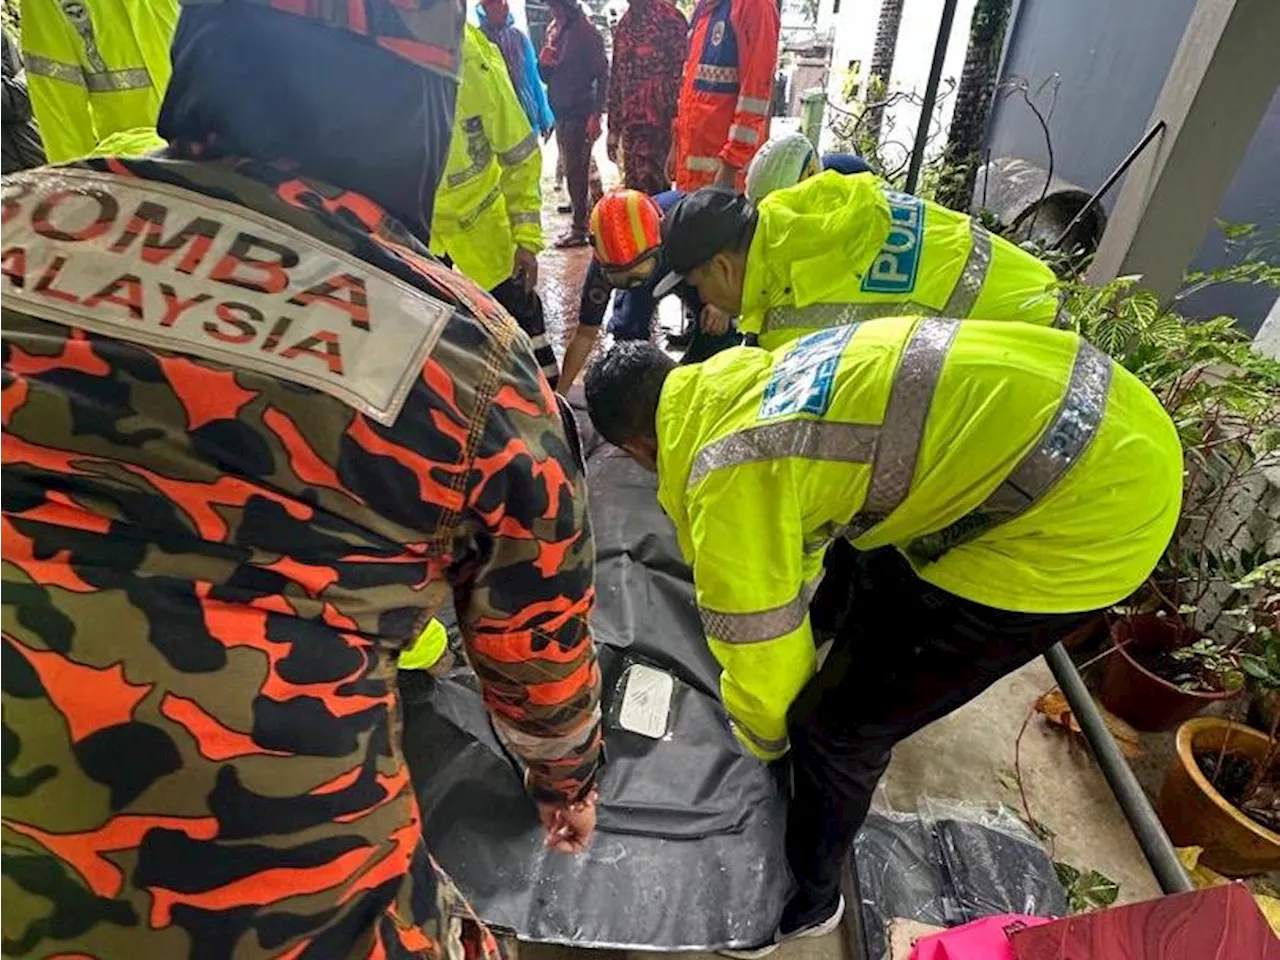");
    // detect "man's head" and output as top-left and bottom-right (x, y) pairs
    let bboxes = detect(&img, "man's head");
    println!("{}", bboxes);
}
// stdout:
(590, 189), (664, 289)
(584, 342), (677, 471)
(652, 188), (757, 315)
(158, 1), (463, 243)
(745, 133), (821, 203)
(548, 0), (578, 21)
(480, 0), (511, 23)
